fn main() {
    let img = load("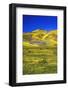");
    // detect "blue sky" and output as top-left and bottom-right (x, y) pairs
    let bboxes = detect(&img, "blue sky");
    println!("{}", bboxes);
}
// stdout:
(23, 15), (57, 33)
